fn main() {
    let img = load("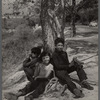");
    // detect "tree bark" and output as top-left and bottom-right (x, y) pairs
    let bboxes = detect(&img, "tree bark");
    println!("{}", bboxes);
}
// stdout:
(61, 0), (66, 39)
(40, 0), (55, 53)
(71, 0), (76, 37)
(40, 0), (66, 53)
